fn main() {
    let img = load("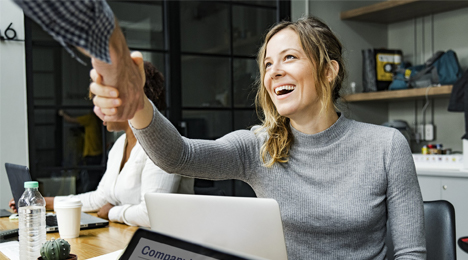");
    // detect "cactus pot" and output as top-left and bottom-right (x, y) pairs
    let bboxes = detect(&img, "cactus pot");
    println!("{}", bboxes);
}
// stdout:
(38, 254), (77, 260)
